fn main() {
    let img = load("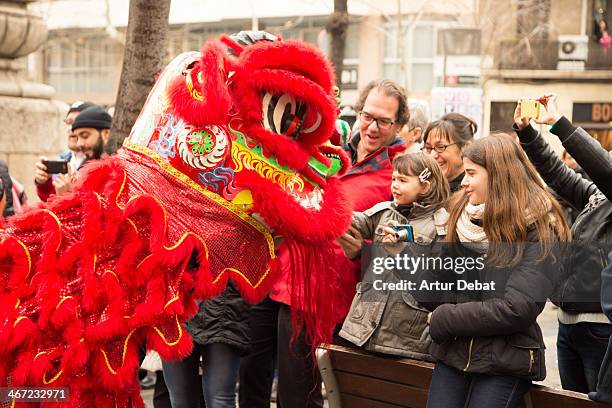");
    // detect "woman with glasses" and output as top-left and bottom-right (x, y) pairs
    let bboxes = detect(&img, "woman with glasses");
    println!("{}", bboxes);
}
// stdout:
(422, 113), (477, 192)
